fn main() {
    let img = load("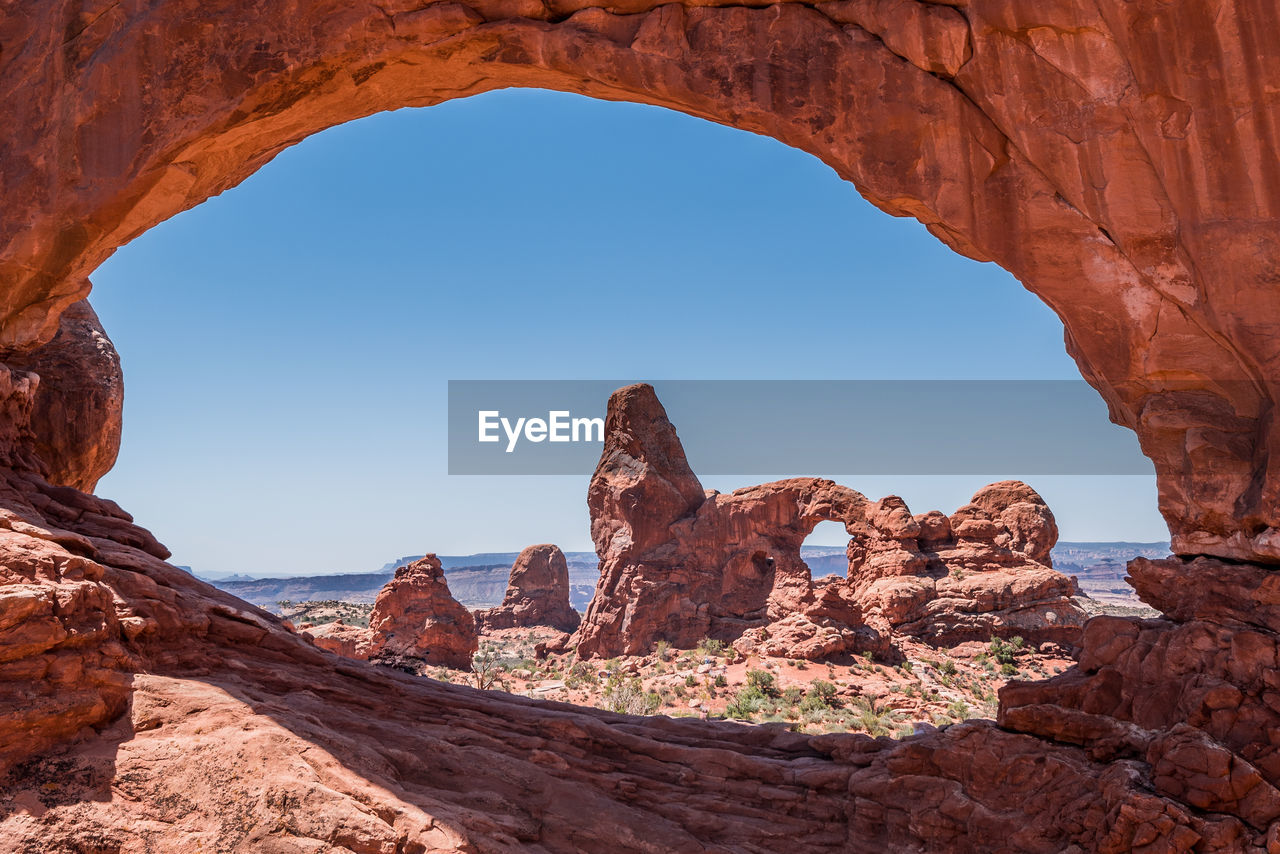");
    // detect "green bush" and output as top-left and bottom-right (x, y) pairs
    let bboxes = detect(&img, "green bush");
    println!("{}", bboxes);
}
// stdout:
(726, 685), (768, 718)
(605, 678), (661, 715)
(697, 638), (727, 658)
(799, 680), (840, 712)
(746, 669), (778, 696)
